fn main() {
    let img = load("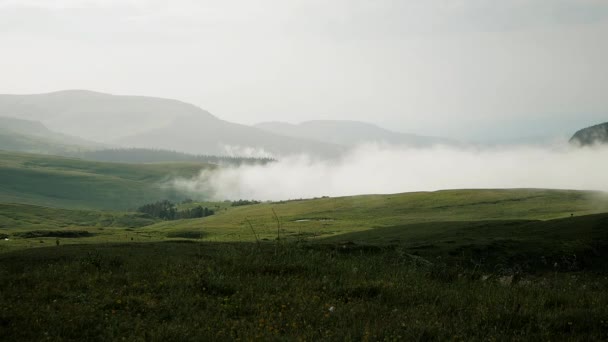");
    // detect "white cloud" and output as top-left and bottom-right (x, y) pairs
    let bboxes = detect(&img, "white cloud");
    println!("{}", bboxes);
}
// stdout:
(0, 0), (145, 9)
(173, 143), (608, 200)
